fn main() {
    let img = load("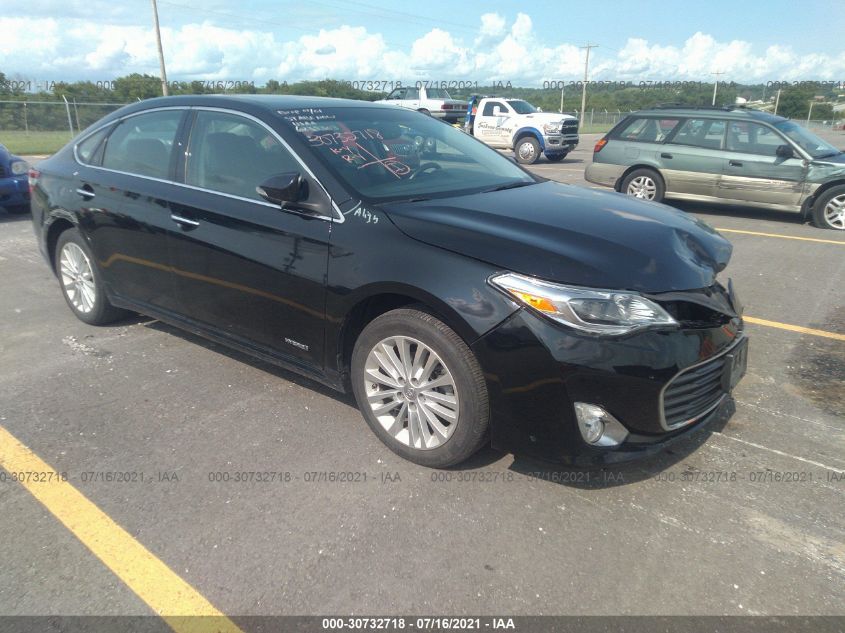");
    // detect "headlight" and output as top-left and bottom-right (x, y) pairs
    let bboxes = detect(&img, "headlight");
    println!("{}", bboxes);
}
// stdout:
(542, 123), (561, 134)
(11, 160), (29, 176)
(490, 272), (678, 336)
